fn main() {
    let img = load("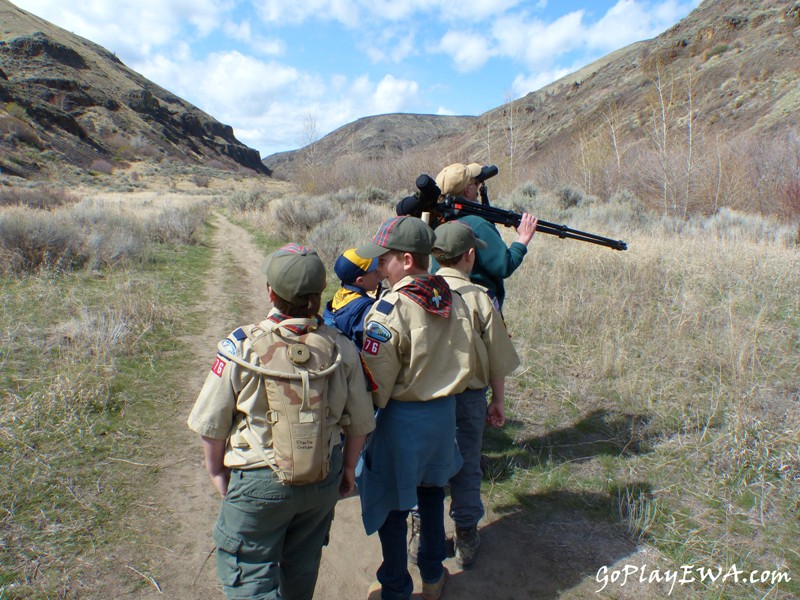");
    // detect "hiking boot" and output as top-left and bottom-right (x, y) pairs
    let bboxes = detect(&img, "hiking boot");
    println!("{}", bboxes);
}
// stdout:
(454, 526), (480, 568)
(407, 511), (421, 565)
(421, 567), (448, 600)
(367, 580), (382, 600)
